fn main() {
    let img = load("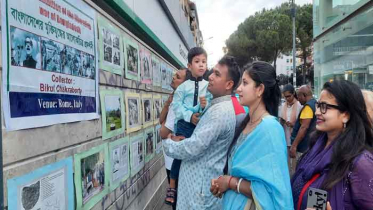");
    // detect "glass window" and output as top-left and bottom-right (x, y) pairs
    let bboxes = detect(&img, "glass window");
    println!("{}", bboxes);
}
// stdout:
(287, 59), (289, 63)
(313, 0), (370, 37)
(314, 5), (373, 97)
